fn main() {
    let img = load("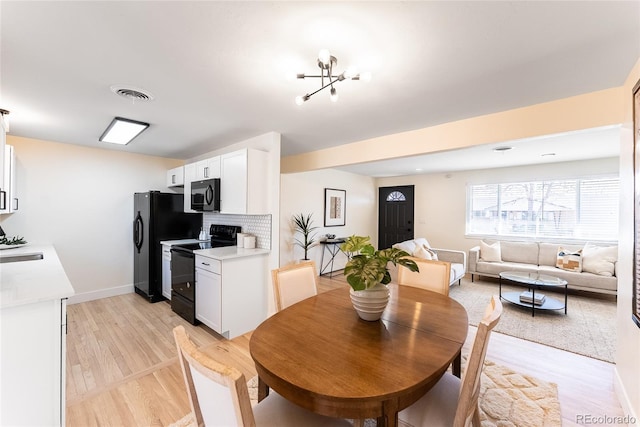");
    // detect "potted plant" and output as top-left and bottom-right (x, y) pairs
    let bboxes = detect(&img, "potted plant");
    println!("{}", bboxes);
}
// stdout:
(340, 235), (418, 321)
(293, 213), (318, 261)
